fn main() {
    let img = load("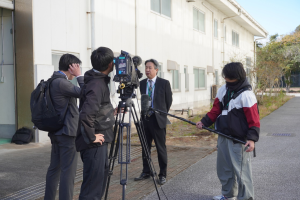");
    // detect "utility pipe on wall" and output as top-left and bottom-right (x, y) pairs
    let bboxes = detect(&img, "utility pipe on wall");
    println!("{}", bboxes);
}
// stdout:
(202, 2), (214, 70)
(135, 0), (137, 55)
(221, 9), (241, 66)
(90, 0), (95, 51)
(254, 37), (266, 68)
(0, 8), (4, 83)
